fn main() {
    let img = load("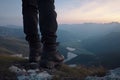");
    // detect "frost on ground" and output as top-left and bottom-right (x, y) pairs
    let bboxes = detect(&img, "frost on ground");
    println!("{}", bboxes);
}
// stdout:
(85, 68), (120, 80)
(9, 65), (53, 80)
